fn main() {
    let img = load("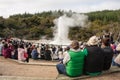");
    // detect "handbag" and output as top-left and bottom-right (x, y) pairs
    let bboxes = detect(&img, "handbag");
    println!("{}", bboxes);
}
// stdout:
(24, 52), (28, 58)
